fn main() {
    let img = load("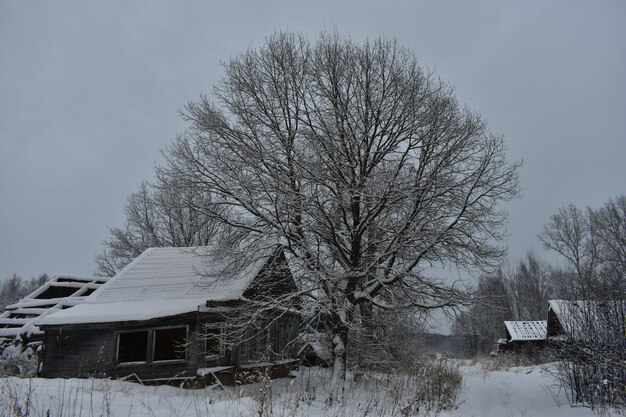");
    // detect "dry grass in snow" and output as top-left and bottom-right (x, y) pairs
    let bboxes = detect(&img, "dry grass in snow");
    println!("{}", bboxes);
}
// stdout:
(0, 360), (608, 417)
